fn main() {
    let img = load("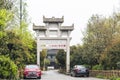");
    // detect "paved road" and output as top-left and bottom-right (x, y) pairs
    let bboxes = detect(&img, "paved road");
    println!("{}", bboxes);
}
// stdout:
(41, 70), (108, 80)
